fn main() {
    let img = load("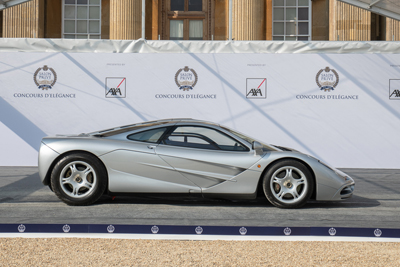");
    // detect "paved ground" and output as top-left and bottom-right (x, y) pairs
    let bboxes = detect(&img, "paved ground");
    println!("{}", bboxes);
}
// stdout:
(0, 167), (399, 228)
